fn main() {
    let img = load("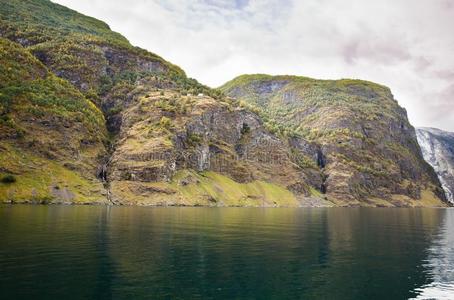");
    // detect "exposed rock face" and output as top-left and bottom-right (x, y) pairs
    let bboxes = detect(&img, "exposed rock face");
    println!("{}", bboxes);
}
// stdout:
(0, 1), (449, 207)
(106, 83), (322, 206)
(221, 75), (447, 206)
(417, 128), (454, 203)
